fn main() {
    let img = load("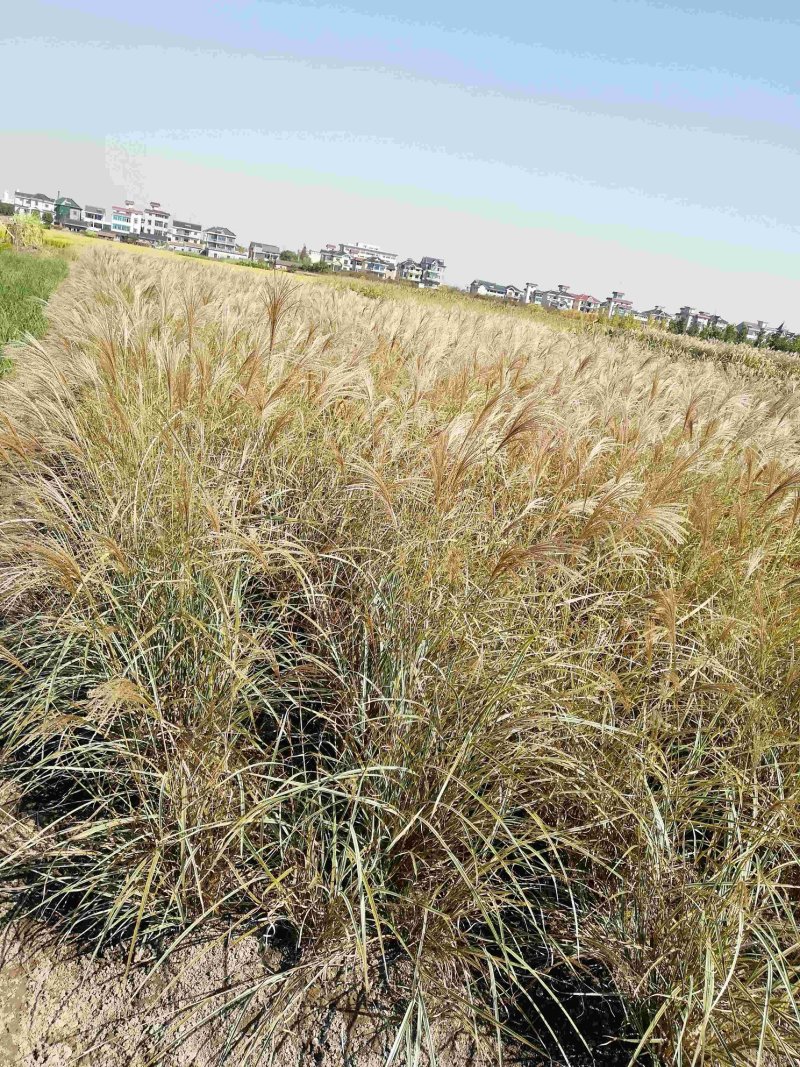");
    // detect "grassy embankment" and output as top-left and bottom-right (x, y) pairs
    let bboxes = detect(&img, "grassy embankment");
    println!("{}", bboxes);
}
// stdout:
(0, 243), (799, 1064)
